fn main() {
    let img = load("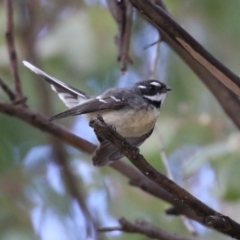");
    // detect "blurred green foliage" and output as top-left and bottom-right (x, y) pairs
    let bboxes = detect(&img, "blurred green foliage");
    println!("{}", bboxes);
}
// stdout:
(0, 0), (240, 240)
